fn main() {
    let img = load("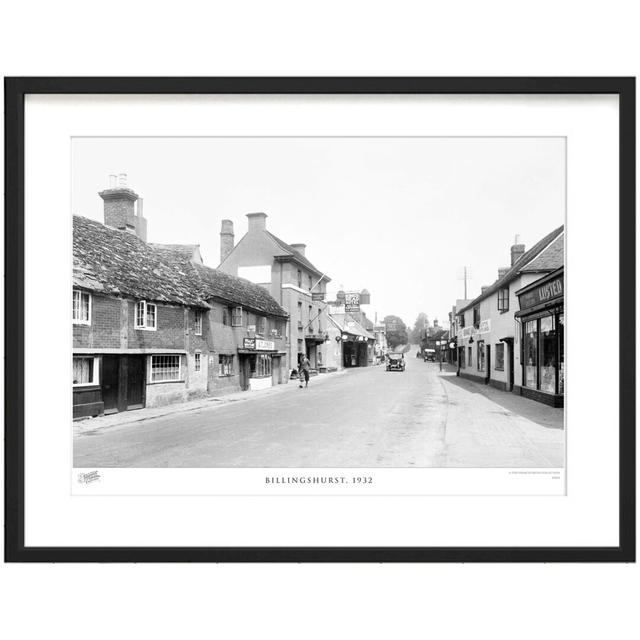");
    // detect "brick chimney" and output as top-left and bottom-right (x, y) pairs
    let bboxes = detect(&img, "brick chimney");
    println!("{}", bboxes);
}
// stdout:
(220, 219), (235, 263)
(511, 235), (525, 266)
(99, 173), (147, 241)
(290, 243), (306, 256)
(498, 267), (509, 280)
(246, 212), (267, 232)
